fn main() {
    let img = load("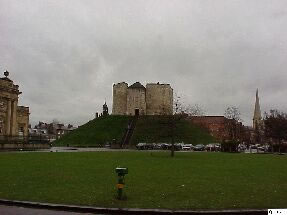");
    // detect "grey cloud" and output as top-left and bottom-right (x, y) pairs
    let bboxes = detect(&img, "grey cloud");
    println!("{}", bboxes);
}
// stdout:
(0, 0), (287, 126)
